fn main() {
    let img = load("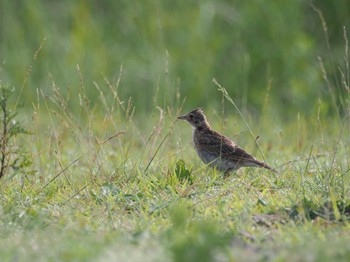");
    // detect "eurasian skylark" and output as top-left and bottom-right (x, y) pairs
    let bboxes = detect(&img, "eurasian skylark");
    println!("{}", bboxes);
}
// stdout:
(178, 108), (275, 175)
